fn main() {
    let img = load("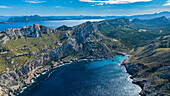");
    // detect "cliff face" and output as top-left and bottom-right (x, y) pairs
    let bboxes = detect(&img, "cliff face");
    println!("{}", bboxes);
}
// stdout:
(1, 17), (169, 96)
(0, 21), (125, 96)
(0, 24), (55, 43)
(124, 35), (170, 96)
